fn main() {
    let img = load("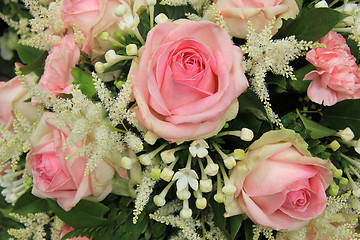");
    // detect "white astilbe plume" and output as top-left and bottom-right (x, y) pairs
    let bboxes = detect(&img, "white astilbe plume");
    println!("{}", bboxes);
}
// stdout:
(241, 19), (313, 126)
(203, 210), (228, 240)
(0, 13), (30, 35)
(149, 200), (202, 240)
